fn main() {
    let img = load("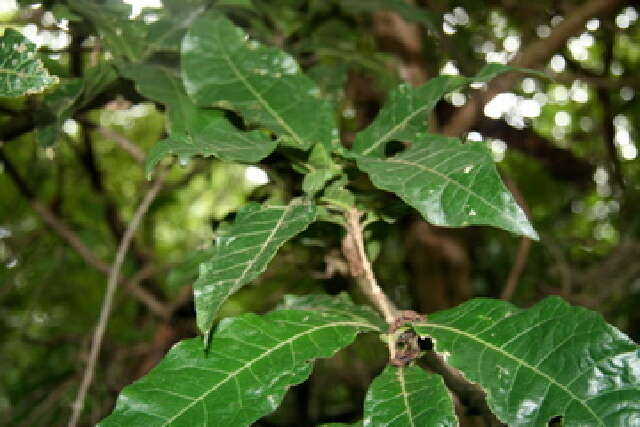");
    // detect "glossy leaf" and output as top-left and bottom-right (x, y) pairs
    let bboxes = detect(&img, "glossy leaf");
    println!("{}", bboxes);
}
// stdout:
(100, 297), (382, 426)
(414, 297), (640, 426)
(354, 133), (538, 239)
(182, 14), (338, 151)
(363, 365), (457, 427)
(121, 64), (277, 176)
(352, 64), (517, 157)
(194, 201), (317, 336)
(0, 29), (58, 96)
